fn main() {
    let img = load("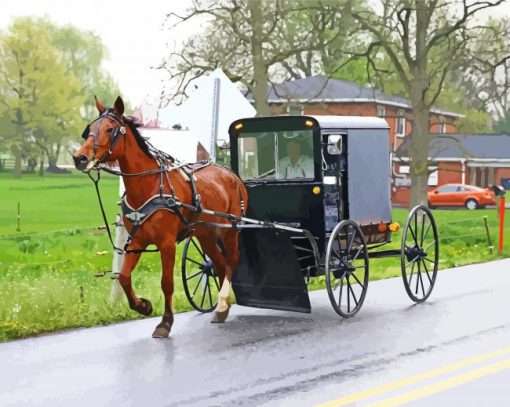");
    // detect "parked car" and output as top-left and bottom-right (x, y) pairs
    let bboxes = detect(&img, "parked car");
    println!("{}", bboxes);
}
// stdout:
(428, 183), (496, 210)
